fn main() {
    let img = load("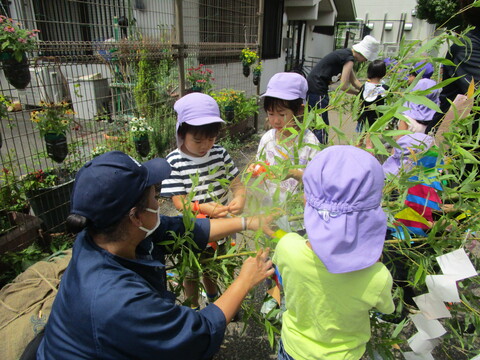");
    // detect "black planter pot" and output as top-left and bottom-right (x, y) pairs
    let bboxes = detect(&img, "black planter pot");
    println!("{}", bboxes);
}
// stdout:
(44, 133), (68, 163)
(134, 135), (151, 157)
(1, 52), (31, 90)
(191, 85), (203, 93)
(224, 106), (235, 122)
(242, 65), (250, 77)
(26, 178), (75, 233)
(253, 71), (261, 86)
